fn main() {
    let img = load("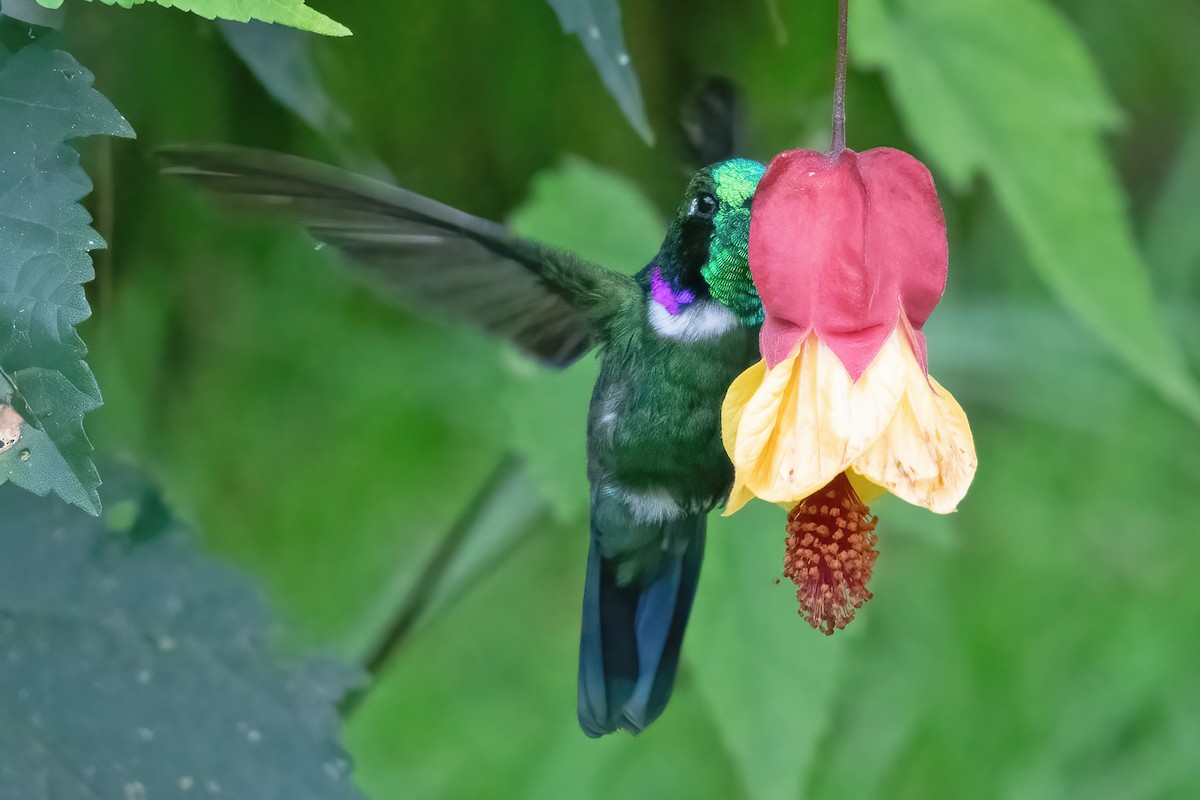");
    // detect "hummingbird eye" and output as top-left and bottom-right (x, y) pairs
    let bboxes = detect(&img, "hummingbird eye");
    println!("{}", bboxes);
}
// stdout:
(689, 192), (718, 220)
